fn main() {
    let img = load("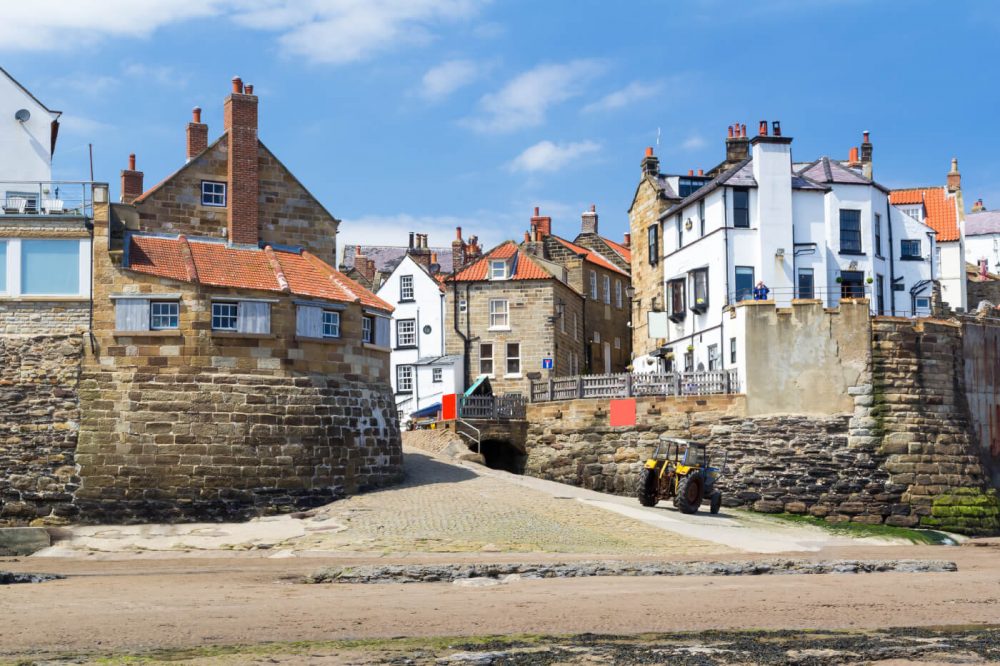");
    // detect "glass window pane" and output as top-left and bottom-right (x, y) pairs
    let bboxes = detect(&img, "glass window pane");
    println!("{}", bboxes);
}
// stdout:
(212, 302), (238, 330)
(0, 241), (6, 293)
(21, 240), (79, 295)
(735, 266), (754, 302)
